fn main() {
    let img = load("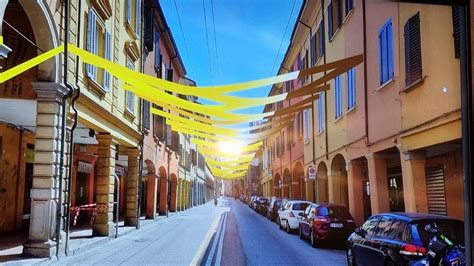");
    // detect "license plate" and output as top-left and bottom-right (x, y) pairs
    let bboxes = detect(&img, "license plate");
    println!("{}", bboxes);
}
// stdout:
(330, 223), (344, 228)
